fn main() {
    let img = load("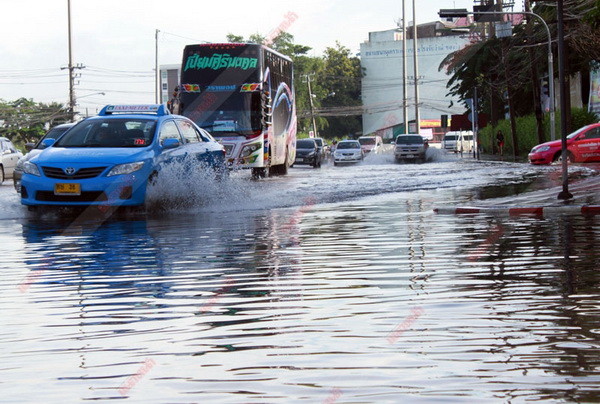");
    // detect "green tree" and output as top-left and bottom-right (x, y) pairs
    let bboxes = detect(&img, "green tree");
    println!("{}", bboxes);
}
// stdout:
(0, 98), (68, 148)
(269, 32), (312, 58)
(317, 42), (363, 139)
(440, 0), (600, 156)
(225, 33), (244, 43)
